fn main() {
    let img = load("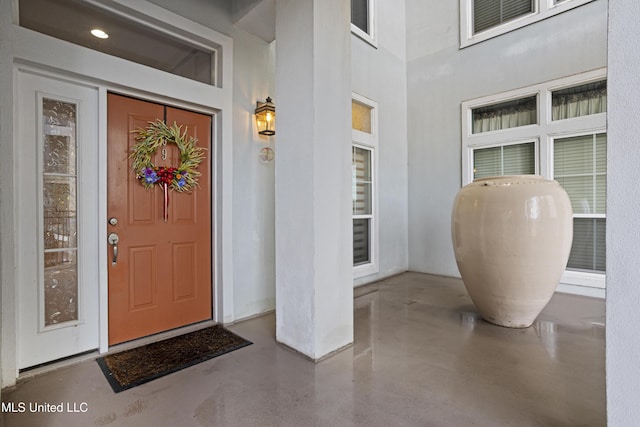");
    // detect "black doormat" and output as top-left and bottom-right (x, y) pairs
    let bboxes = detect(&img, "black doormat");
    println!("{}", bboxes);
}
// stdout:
(97, 325), (252, 393)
